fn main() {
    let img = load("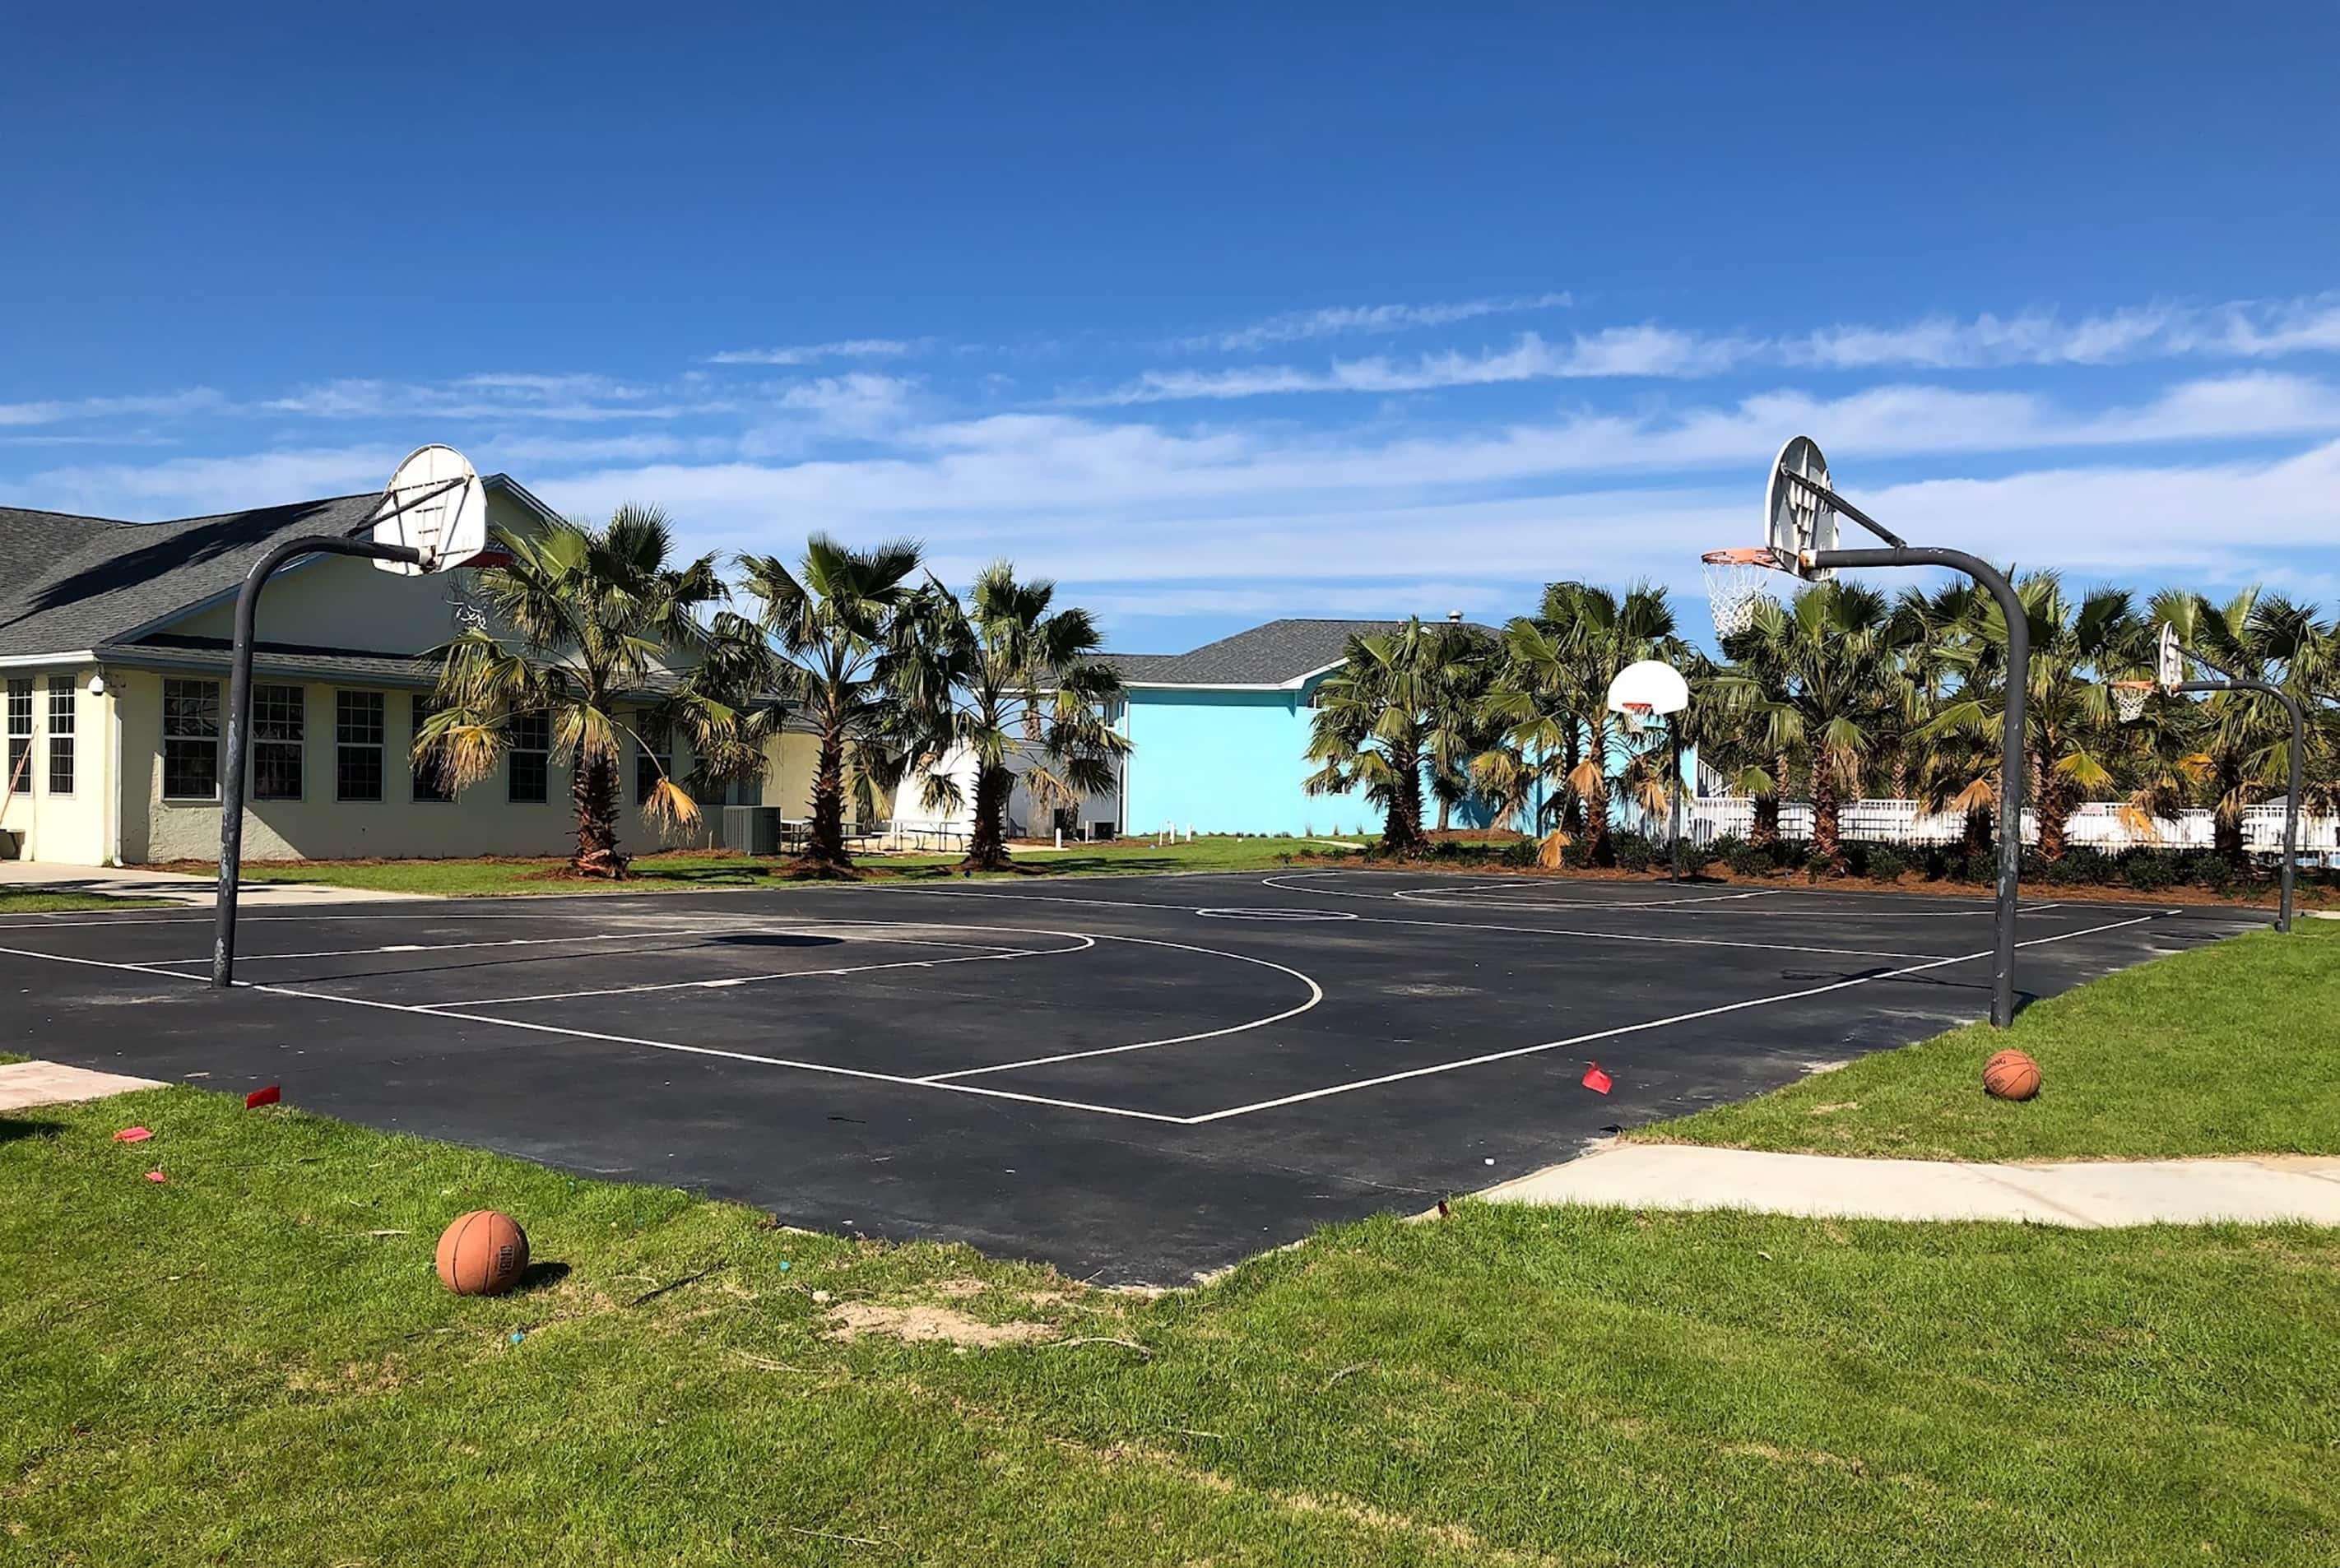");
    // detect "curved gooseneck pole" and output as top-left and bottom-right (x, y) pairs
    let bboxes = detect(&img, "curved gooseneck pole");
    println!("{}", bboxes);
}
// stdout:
(2173, 670), (2304, 935)
(211, 535), (421, 988)
(1777, 469), (2030, 1029)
